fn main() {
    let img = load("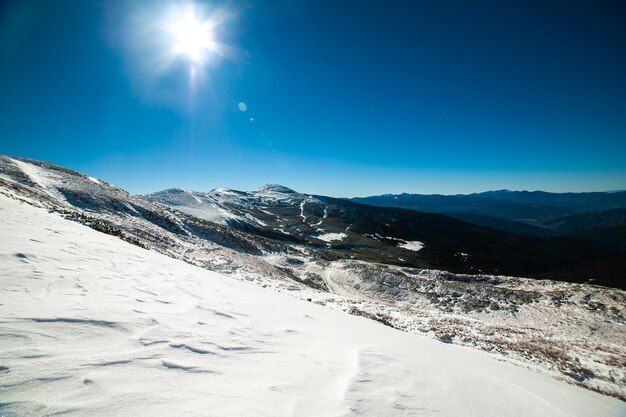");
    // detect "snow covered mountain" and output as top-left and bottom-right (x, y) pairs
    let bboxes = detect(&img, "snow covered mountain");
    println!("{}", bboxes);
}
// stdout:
(1, 155), (625, 404)
(3, 195), (624, 416)
(145, 185), (622, 285)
